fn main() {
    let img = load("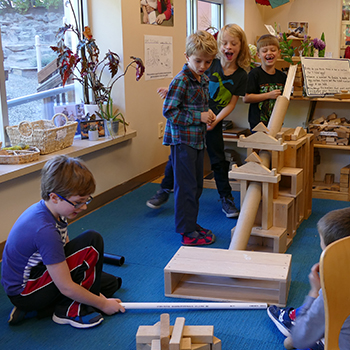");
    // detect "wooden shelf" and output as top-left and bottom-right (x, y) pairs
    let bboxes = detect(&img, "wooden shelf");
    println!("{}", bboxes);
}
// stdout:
(314, 144), (350, 150)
